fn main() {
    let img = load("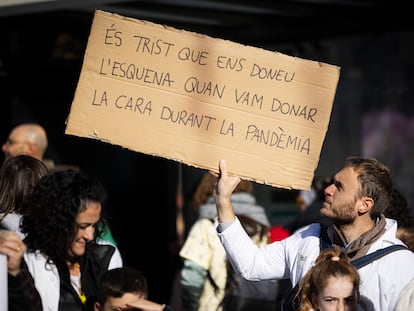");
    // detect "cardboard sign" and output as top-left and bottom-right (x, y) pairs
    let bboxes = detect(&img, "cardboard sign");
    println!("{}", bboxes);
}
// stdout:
(65, 10), (340, 190)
